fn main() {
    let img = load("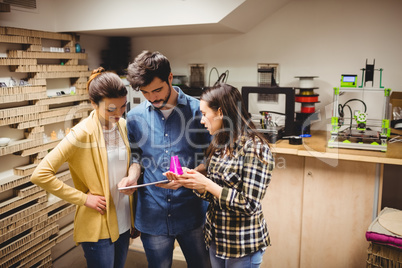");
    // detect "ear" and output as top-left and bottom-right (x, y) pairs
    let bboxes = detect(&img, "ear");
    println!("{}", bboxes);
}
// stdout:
(90, 100), (98, 110)
(168, 72), (173, 84)
(218, 107), (223, 119)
